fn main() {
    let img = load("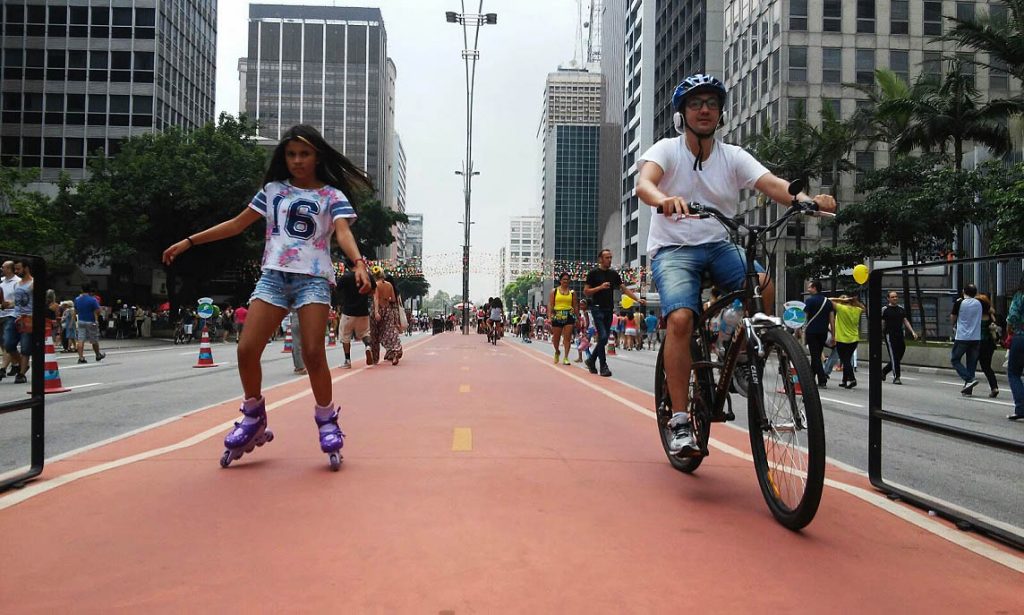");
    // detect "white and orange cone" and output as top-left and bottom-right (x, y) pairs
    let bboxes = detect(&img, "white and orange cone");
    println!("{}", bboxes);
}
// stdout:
(193, 325), (219, 368)
(327, 325), (337, 348)
(43, 321), (71, 393)
(281, 324), (293, 354)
